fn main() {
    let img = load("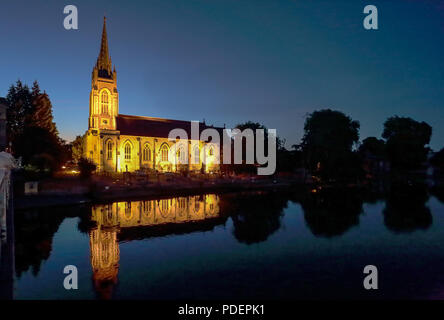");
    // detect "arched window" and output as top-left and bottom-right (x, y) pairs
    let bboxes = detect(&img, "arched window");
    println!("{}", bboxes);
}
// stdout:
(194, 146), (200, 163)
(124, 202), (132, 219)
(142, 201), (152, 215)
(161, 144), (169, 162)
(178, 146), (186, 163)
(159, 199), (170, 216)
(179, 198), (186, 209)
(106, 140), (113, 160)
(124, 142), (131, 161)
(143, 144), (151, 162)
(101, 91), (109, 115)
